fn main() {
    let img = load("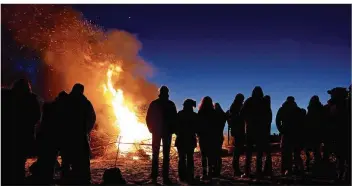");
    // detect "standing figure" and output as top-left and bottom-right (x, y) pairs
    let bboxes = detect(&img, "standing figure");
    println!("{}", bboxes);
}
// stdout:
(241, 86), (268, 178)
(305, 96), (324, 172)
(227, 93), (245, 177)
(214, 103), (227, 177)
(197, 96), (217, 180)
(146, 86), (177, 184)
(263, 95), (273, 176)
(291, 107), (305, 175)
(34, 91), (68, 184)
(276, 96), (301, 176)
(175, 99), (198, 183)
(1, 79), (41, 185)
(325, 87), (350, 182)
(64, 83), (96, 184)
